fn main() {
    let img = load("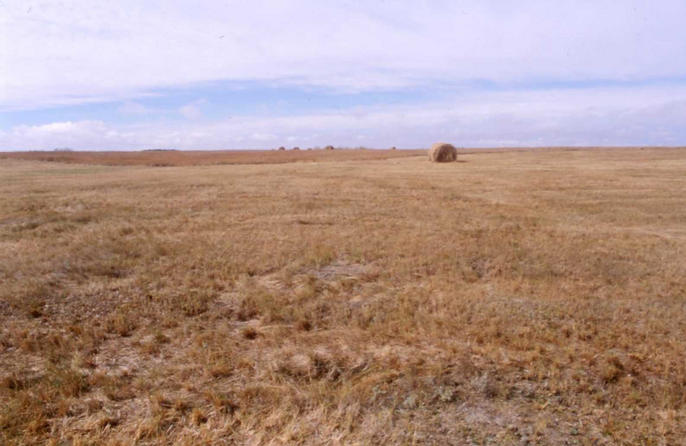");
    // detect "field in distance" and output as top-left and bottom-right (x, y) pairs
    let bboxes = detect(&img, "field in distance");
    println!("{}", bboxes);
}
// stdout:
(1, 147), (685, 444)
(1, 148), (427, 166)
(0, 146), (630, 166)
